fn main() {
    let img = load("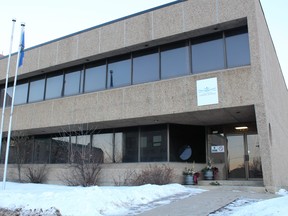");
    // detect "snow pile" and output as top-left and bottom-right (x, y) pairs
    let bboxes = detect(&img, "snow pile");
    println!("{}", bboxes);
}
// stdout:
(0, 182), (205, 216)
(276, 189), (288, 196)
(212, 188), (288, 216)
(227, 196), (288, 216)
